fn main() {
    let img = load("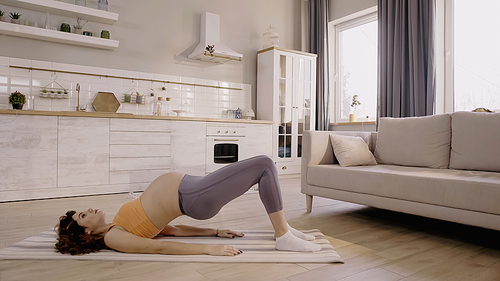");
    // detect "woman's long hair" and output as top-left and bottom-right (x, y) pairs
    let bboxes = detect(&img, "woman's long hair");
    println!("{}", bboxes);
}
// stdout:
(55, 210), (107, 255)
